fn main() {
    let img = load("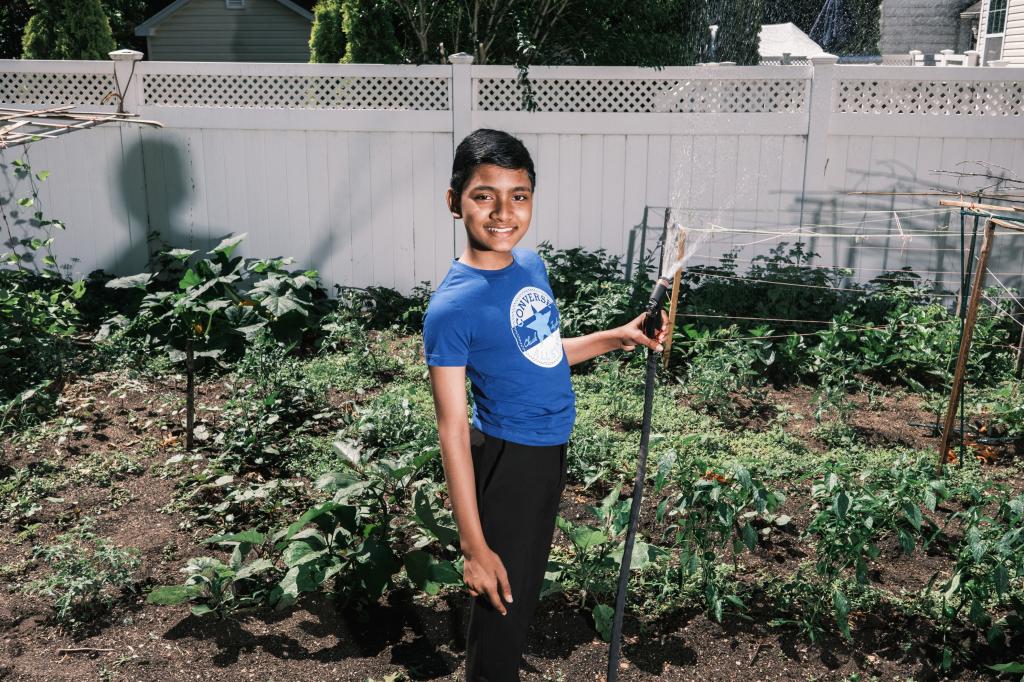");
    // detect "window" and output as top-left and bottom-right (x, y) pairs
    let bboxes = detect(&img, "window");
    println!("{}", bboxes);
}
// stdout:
(987, 0), (1007, 34)
(225, 0), (245, 8)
